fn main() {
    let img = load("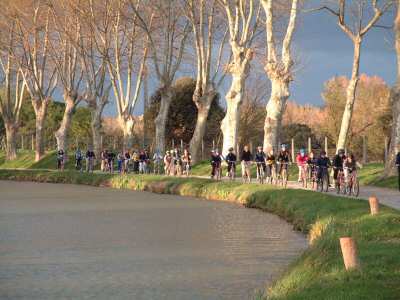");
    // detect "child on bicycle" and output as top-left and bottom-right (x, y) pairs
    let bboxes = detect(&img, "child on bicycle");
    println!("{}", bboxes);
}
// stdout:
(240, 145), (253, 182)
(277, 144), (291, 179)
(332, 149), (346, 184)
(296, 149), (308, 182)
(343, 153), (357, 184)
(225, 147), (237, 177)
(182, 149), (192, 175)
(307, 151), (317, 180)
(316, 151), (331, 183)
(75, 148), (83, 172)
(57, 149), (65, 171)
(255, 146), (266, 180)
(265, 149), (276, 181)
(211, 150), (222, 179)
